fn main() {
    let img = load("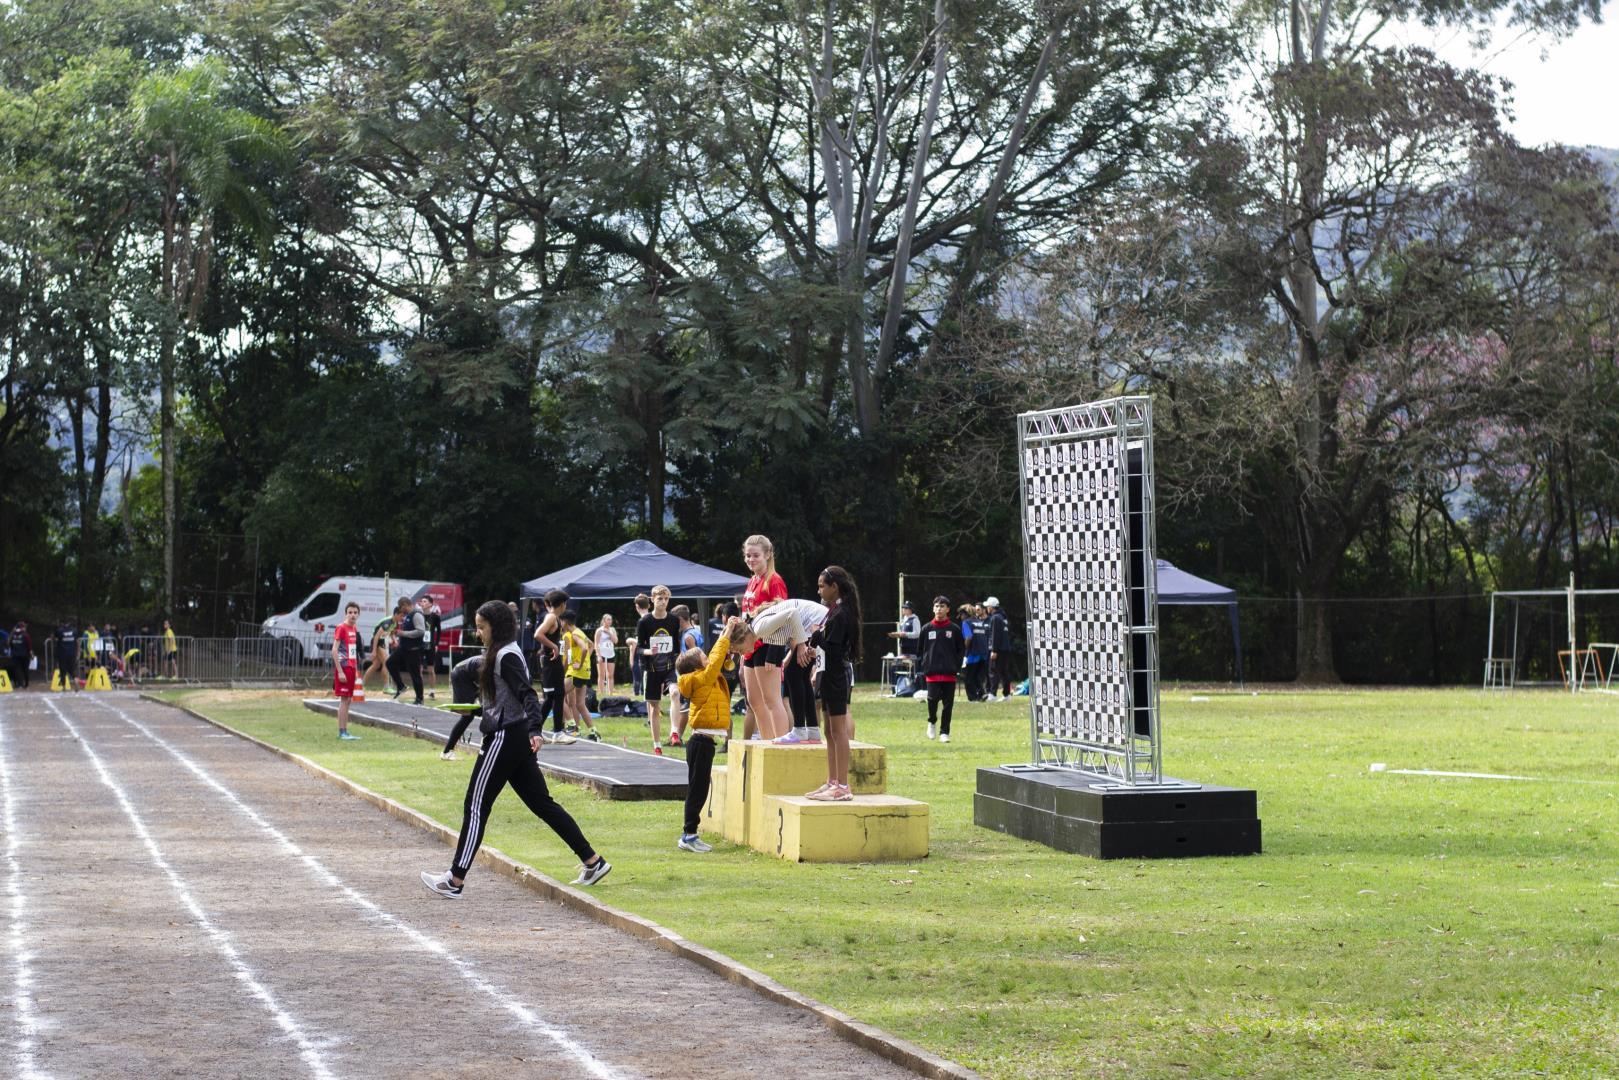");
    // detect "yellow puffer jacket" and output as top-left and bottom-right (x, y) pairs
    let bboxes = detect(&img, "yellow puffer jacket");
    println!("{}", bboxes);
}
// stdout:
(677, 634), (732, 740)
